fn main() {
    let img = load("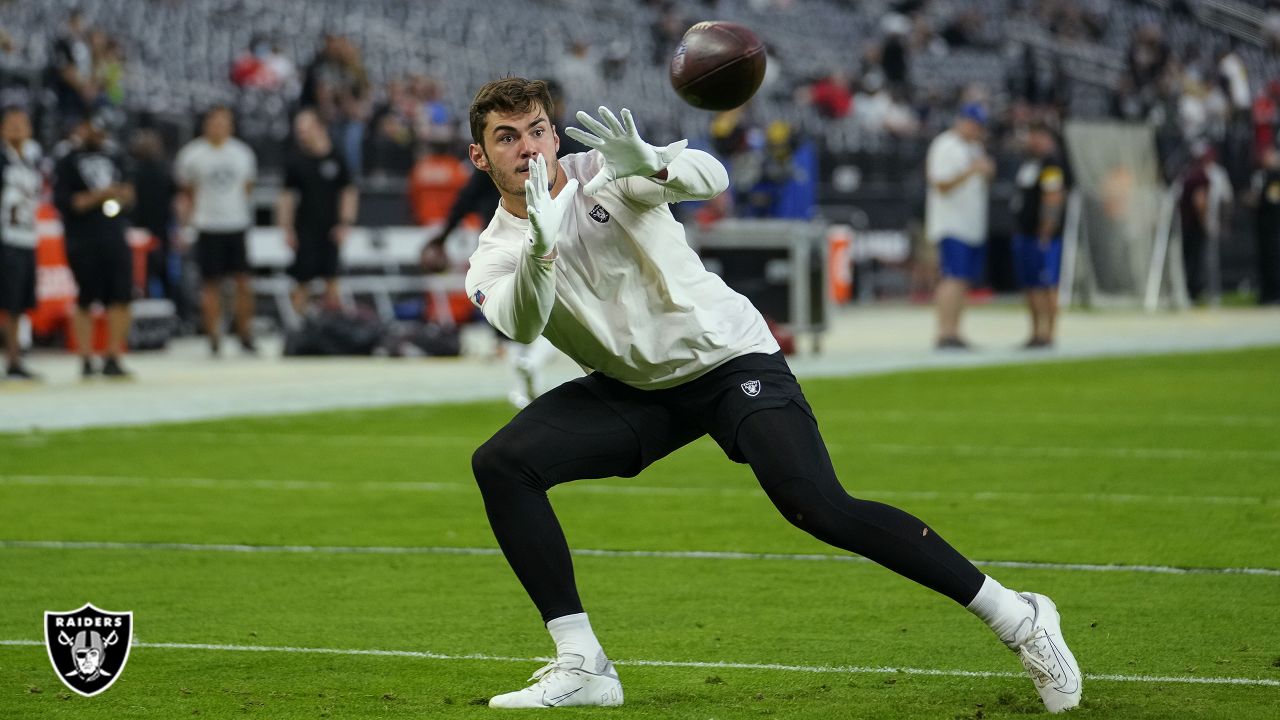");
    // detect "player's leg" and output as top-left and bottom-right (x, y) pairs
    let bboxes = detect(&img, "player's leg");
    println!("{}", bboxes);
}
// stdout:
(935, 238), (972, 348)
(472, 375), (700, 707)
(0, 247), (29, 376)
(102, 237), (133, 377)
(734, 401), (1080, 712)
(64, 240), (99, 375)
(196, 234), (225, 354)
(229, 232), (255, 351)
